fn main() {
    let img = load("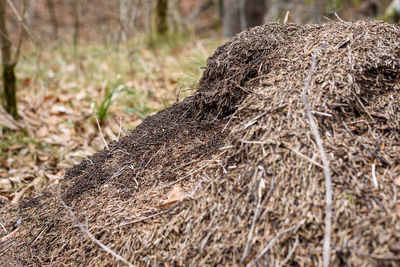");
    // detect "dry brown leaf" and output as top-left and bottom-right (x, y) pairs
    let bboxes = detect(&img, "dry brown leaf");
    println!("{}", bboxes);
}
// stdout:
(0, 106), (23, 130)
(160, 183), (185, 208)
(36, 126), (49, 137)
(50, 105), (67, 115)
(0, 158), (9, 168)
(0, 178), (12, 192)
(44, 169), (65, 185)
(8, 144), (24, 151)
